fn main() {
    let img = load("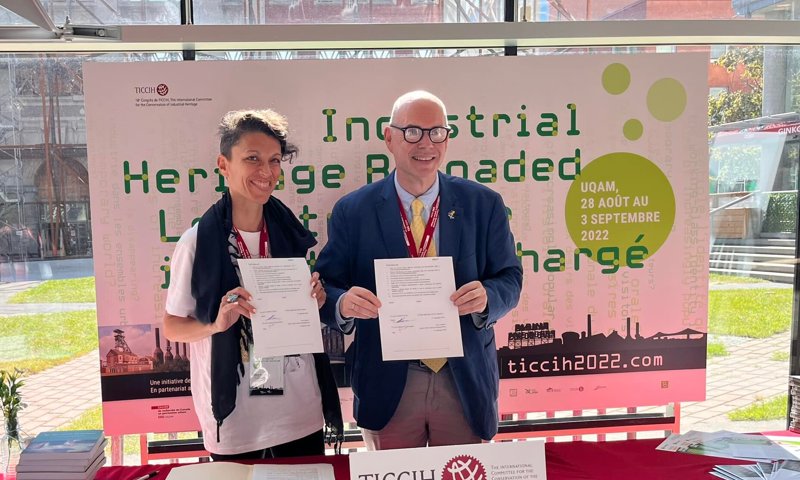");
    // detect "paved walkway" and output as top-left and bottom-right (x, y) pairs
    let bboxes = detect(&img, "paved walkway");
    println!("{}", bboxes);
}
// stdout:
(0, 280), (793, 437)
(681, 331), (789, 433)
(18, 350), (101, 434)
